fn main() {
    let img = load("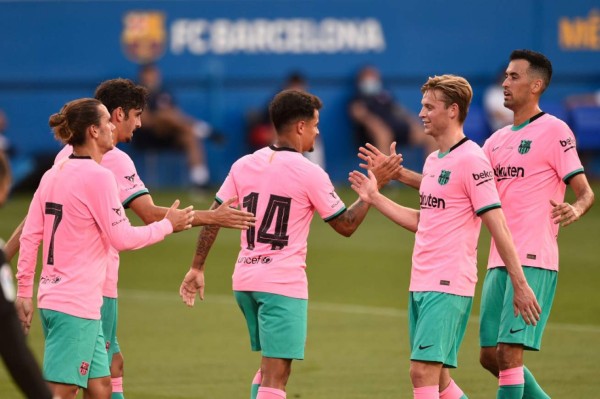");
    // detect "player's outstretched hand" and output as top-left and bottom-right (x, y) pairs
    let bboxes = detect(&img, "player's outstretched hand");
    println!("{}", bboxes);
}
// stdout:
(213, 197), (256, 230)
(513, 283), (541, 326)
(550, 199), (581, 227)
(358, 142), (403, 177)
(15, 297), (33, 335)
(371, 151), (403, 189)
(165, 199), (194, 232)
(349, 168), (378, 204)
(179, 268), (205, 307)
